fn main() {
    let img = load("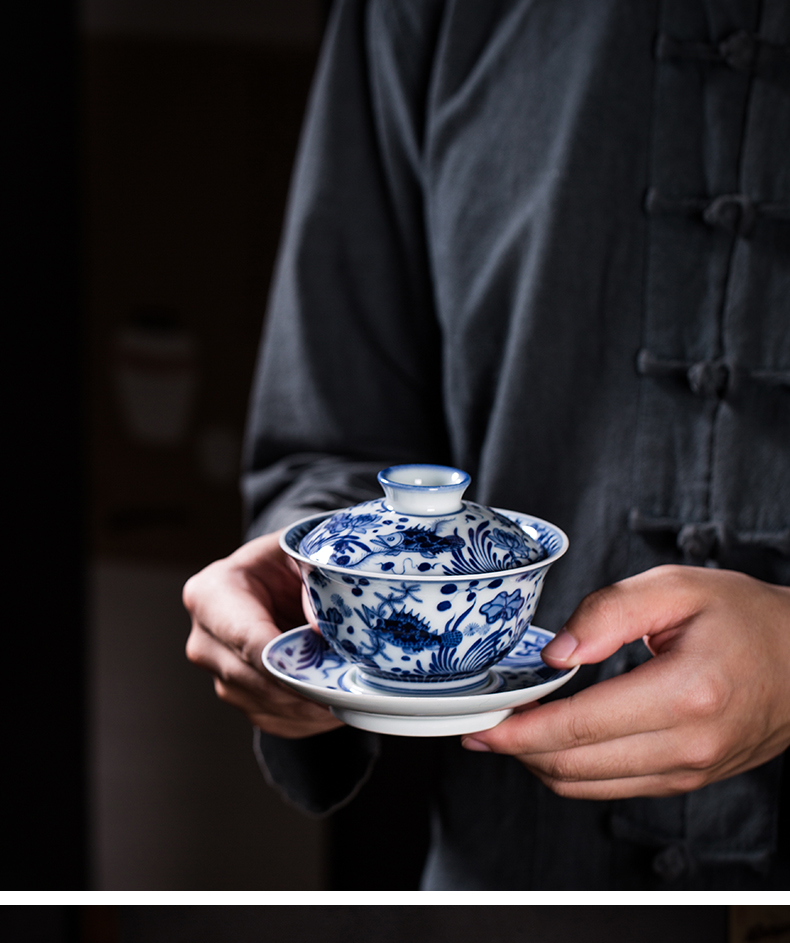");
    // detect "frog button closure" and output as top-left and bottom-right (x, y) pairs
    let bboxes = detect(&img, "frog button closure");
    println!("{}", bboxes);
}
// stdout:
(651, 844), (689, 883)
(654, 29), (757, 73)
(677, 523), (720, 566)
(687, 359), (730, 398)
(702, 193), (757, 237)
(716, 30), (758, 72)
